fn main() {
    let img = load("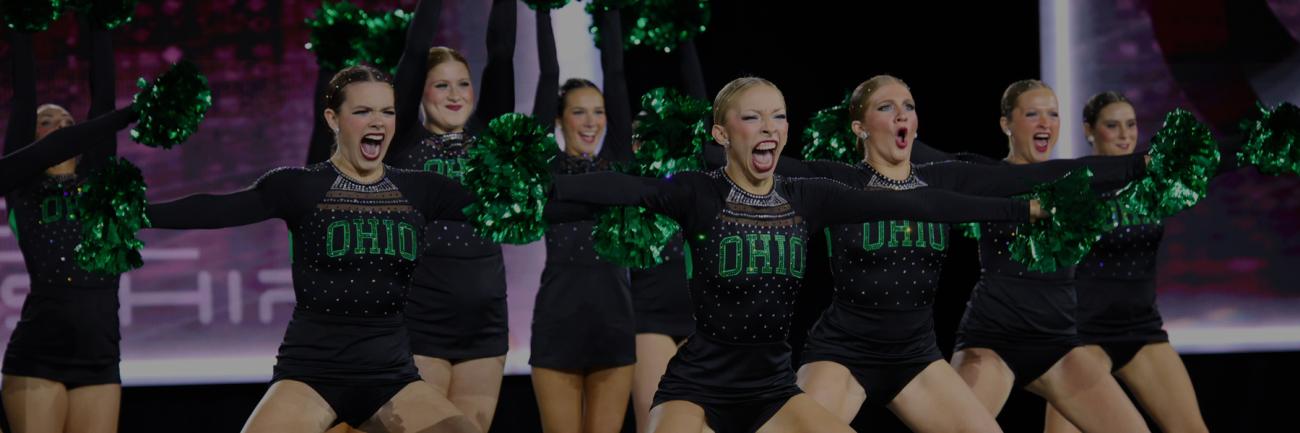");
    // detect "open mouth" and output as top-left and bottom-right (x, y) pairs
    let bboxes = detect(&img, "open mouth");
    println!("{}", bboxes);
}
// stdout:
(576, 131), (598, 145)
(895, 127), (910, 149)
(446, 104), (463, 112)
(360, 133), (384, 160)
(752, 140), (777, 173)
(1032, 132), (1051, 153)
(1113, 141), (1132, 151)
